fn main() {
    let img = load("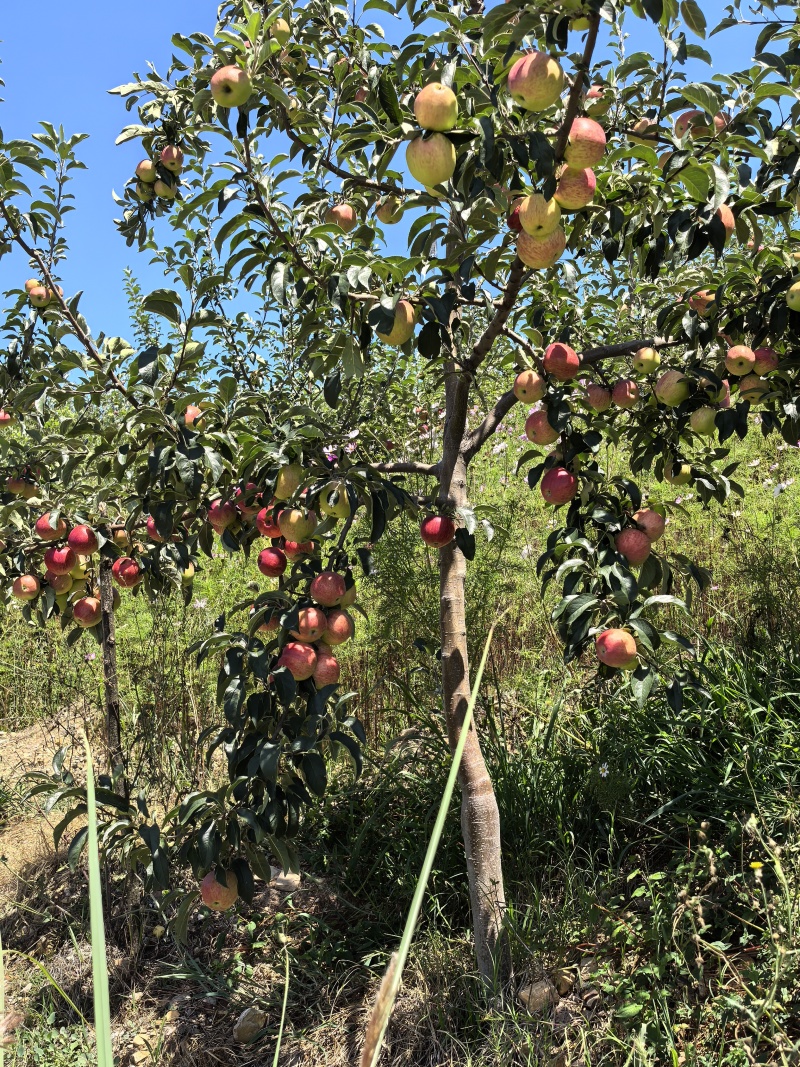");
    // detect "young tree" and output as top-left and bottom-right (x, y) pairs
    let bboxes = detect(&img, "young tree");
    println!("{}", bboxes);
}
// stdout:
(4, 0), (800, 983)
